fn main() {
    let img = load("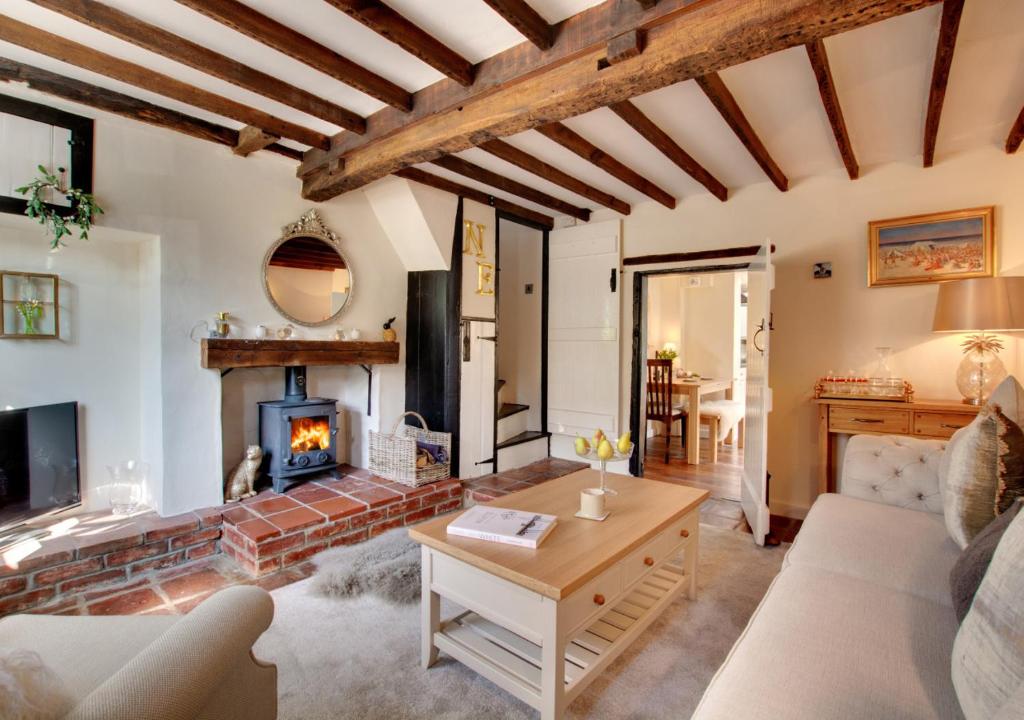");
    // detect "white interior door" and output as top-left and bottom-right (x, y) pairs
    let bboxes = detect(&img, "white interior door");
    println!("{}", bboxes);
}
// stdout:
(547, 220), (621, 456)
(459, 319), (496, 478)
(743, 244), (773, 545)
